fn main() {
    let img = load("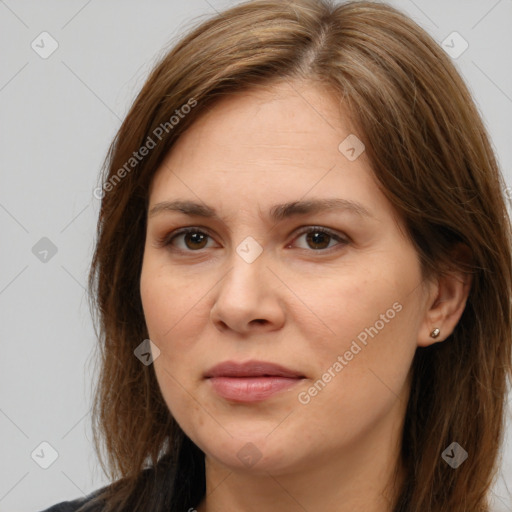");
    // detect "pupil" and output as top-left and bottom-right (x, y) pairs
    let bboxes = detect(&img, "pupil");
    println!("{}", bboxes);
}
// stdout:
(307, 231), (330, 249)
